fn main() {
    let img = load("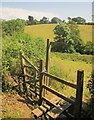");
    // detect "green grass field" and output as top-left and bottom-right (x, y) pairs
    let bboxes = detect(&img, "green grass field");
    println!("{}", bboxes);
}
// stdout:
(24, 24), (93, 43)
(49, 53), (92, 101)
(24, 24), (56, 42)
